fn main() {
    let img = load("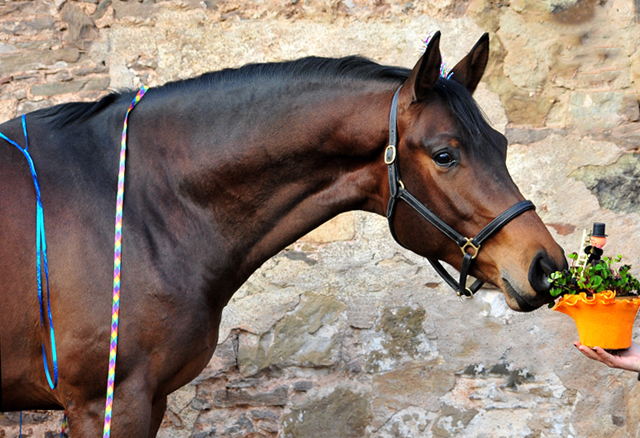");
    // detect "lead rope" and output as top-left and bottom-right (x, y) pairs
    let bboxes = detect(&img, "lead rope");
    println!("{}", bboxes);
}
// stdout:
(60, 412), (68, 436)
(1, 117), (68, 437)
(102, 86), (148, 438)
(0, 115), (59, 390)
